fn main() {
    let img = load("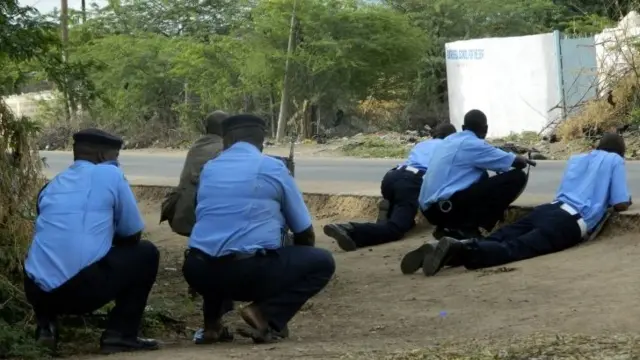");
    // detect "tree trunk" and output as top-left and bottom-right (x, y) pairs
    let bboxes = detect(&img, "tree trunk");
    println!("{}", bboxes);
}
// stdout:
(269, 88), (277, 138)
(275, 0), (298, 143)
